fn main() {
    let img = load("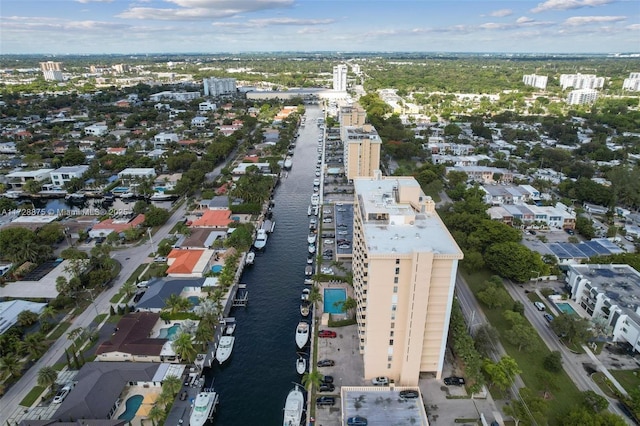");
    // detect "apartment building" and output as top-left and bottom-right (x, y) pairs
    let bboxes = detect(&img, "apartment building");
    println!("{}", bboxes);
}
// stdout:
(560, 73), (605, 90)
(339, 104), (366, 127)
(40, 61), (62, 72)
(351, 172), (463, 385)
(566, 264), (640, 353)
(333, 64), (348, 92)
(567, 89), (599, 105)
(623, 73), (640, 91)
(522, 74), (548, 89)
(342, 124), (382, 180)
(5, 169), (54, 190)
(149, 91), (200, 102)
(203, 77), (236, 97)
